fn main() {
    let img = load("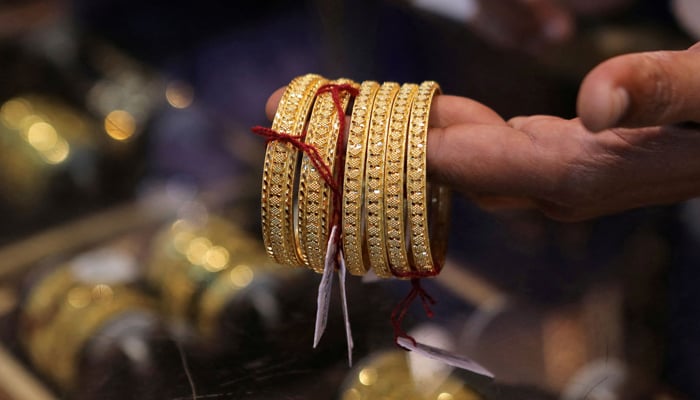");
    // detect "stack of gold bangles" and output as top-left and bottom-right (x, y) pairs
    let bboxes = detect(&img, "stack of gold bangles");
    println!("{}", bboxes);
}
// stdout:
(259, 73), (451, 279)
